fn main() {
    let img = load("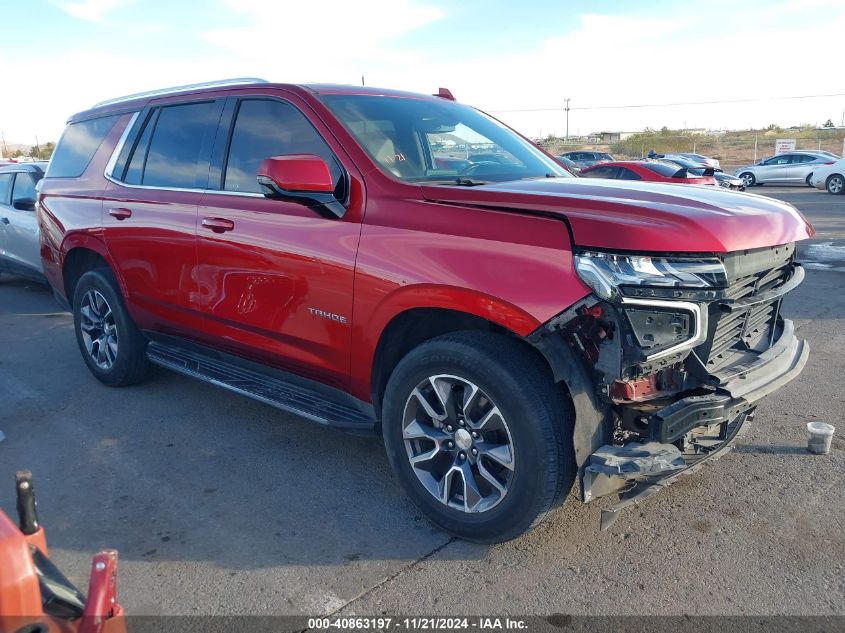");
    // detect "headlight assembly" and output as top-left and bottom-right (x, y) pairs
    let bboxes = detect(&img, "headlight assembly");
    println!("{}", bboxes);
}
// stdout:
(574, 252), (727, 301)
